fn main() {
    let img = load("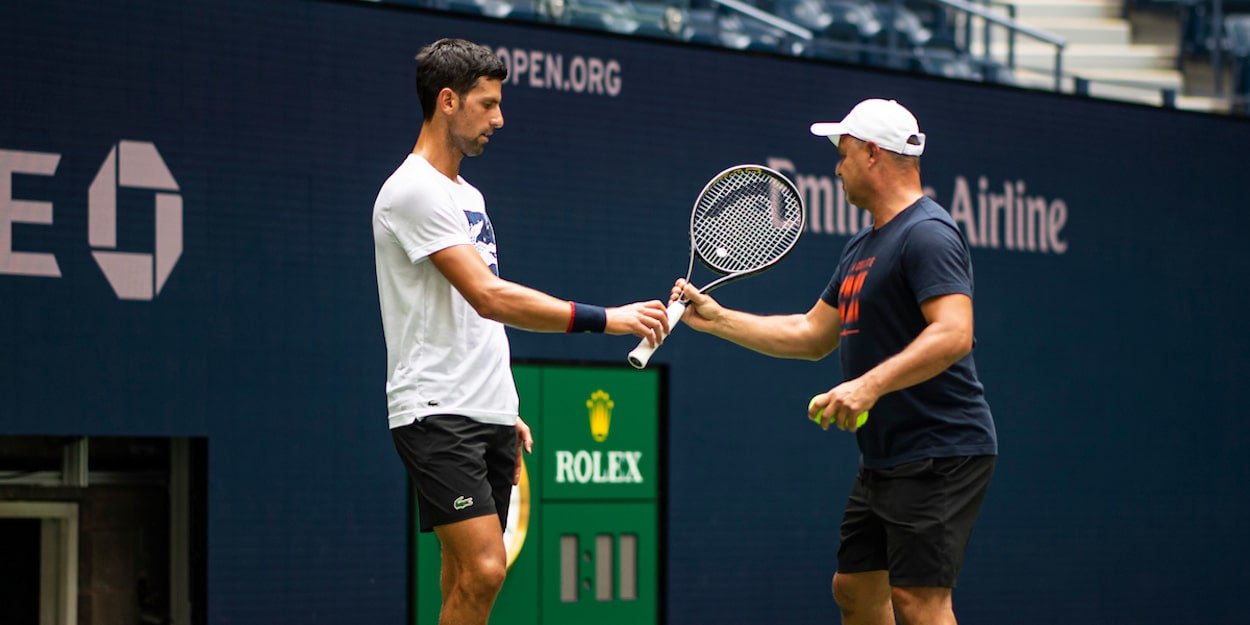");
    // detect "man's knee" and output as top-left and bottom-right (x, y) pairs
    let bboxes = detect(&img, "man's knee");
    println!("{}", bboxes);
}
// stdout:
(833, 571), (891, 612)
(890, 586), (952, 625)
(455, 555), (507, 598)
(435, 515), (508, 600)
